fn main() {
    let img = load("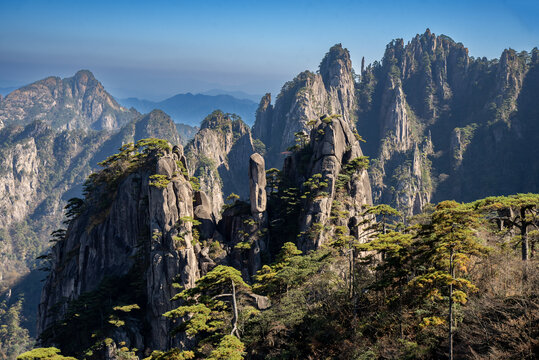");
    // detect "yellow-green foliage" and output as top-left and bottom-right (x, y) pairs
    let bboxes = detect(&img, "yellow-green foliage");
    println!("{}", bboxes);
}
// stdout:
(207, 335), (245, 360)
(149, 174), (170, 189)
(16, 348), (77, 360)
(145, 349), (195, 360)
(112, 304), (140, 313)
(320, 114), (342, 124)
(235, 241), (252, 250)
(301, 173), (328, 199)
